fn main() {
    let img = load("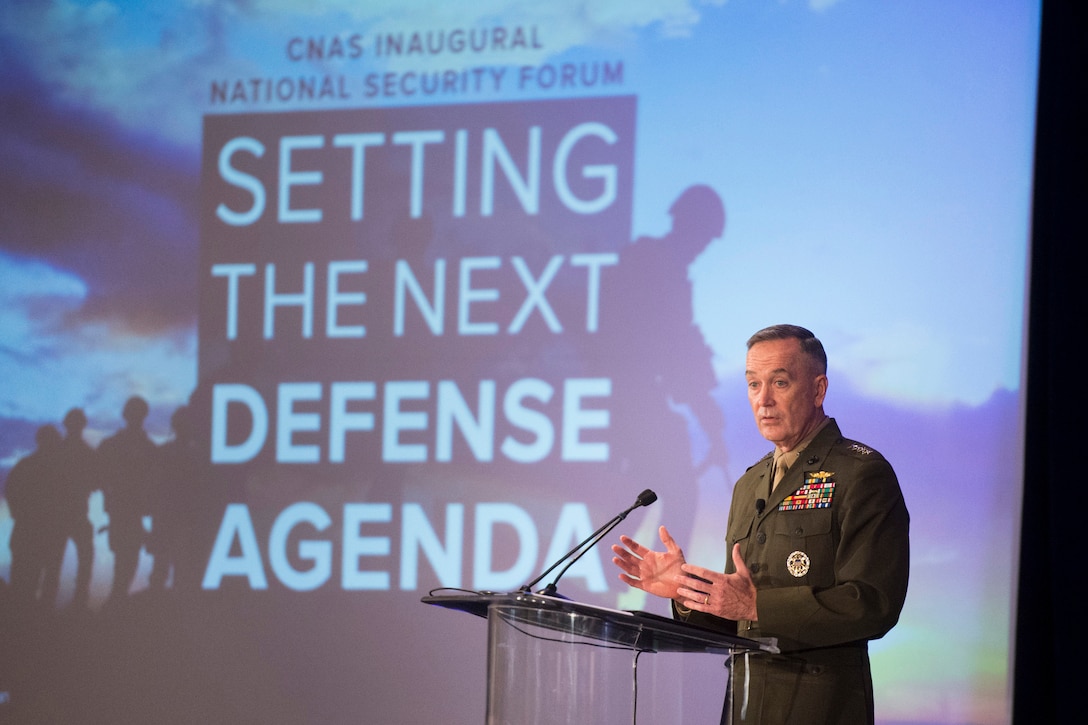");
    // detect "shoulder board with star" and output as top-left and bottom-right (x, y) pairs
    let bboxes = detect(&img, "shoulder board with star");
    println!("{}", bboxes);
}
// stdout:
(838, 438), (876, 457)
